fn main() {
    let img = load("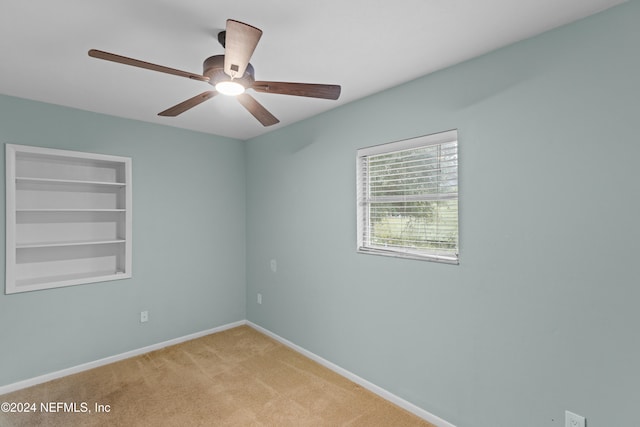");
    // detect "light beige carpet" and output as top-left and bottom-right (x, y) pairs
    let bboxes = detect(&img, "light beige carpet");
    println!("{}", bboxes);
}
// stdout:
(0, 325), (435, 426)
